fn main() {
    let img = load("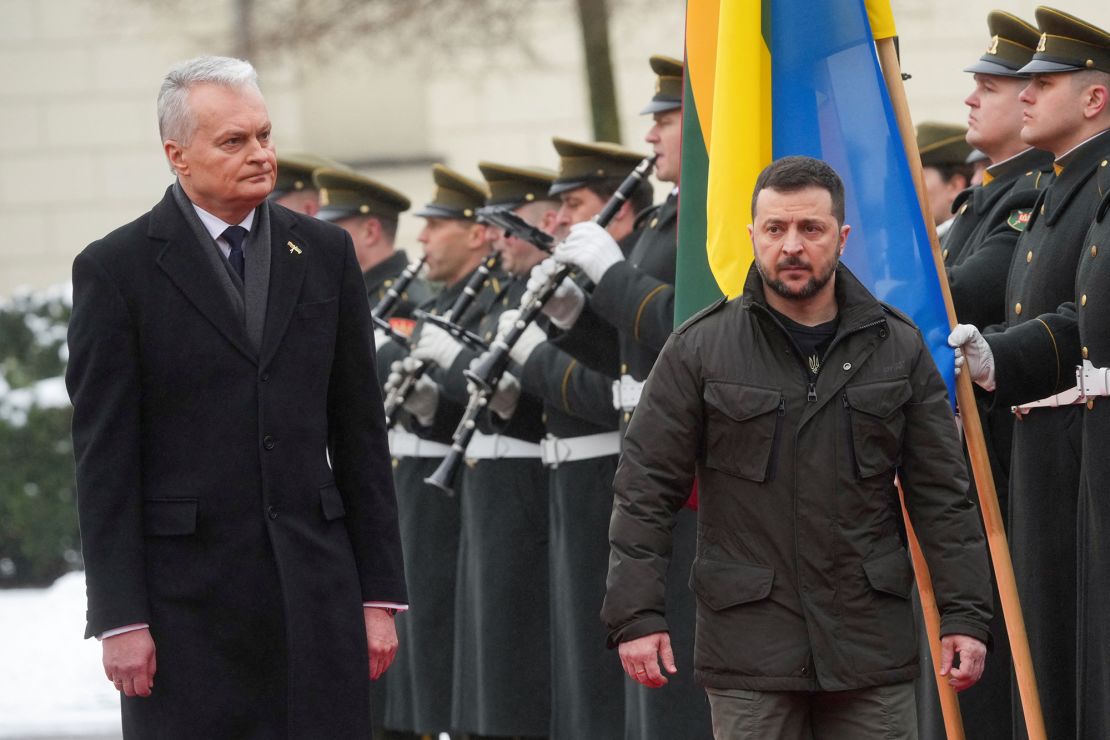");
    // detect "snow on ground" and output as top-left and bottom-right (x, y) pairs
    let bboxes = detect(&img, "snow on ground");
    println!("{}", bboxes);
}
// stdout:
(0, 572), (122, 738)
